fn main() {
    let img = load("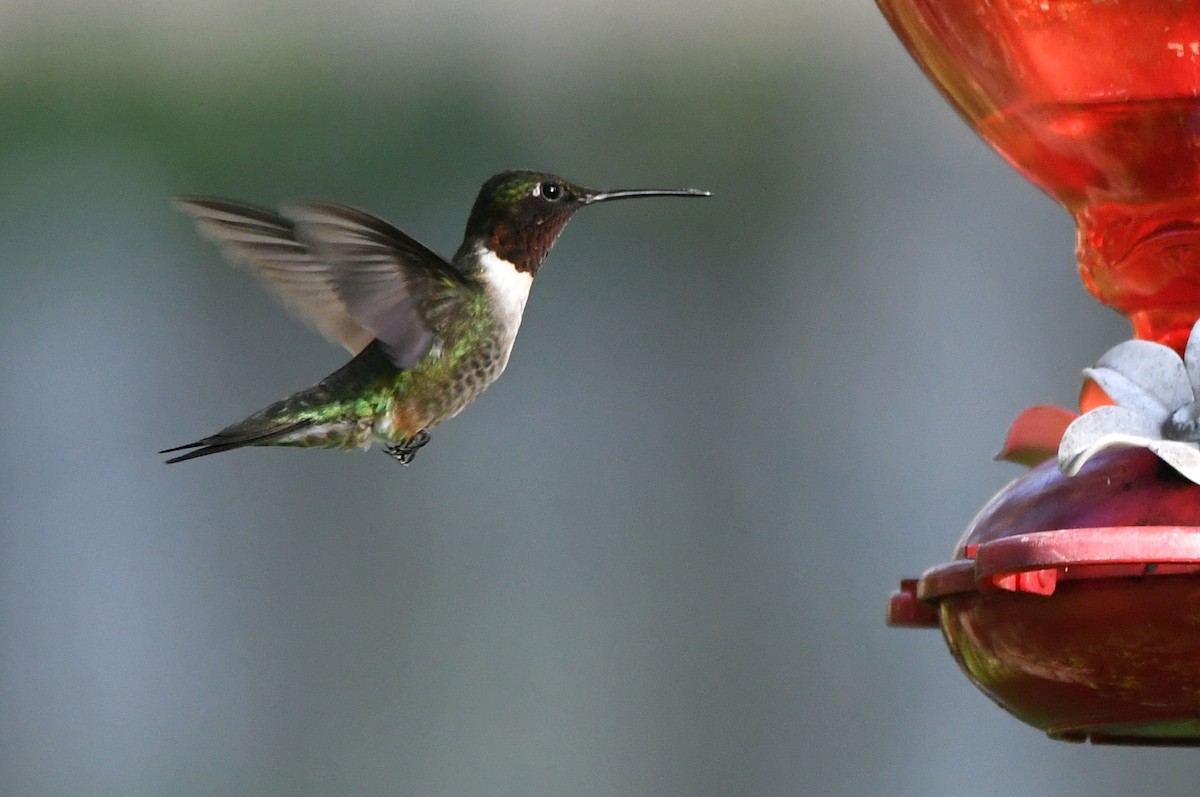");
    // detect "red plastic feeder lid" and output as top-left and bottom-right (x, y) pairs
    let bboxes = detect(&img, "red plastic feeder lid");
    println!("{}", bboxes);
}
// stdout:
(892, 525), (1200, 616)
(888, 449), (1200, 745)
